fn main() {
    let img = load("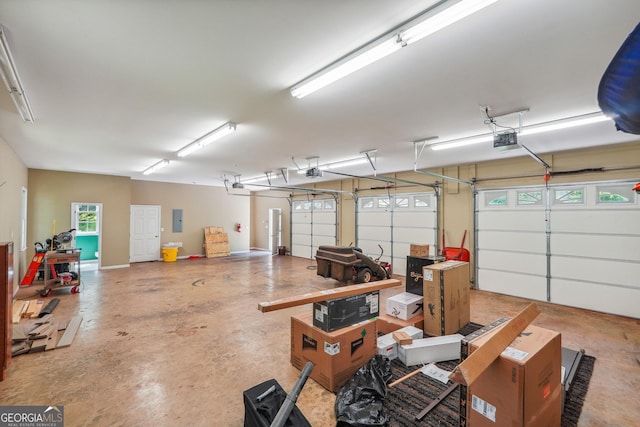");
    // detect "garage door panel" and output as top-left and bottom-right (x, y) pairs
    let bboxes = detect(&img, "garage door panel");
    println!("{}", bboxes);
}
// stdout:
(393, 227), (434, 244)
(313, 212), (335, 224)
(551, 210), (640, 234)
(551, 257), (640, 288)
(478, 249), (546, 275)
(478, 210), (547, 231)
(478, 230), (546, 253)
(358, 241), (391, 262)
(292, 223), (311, 235)
(312, 223), (335, 237)
(551, 279), (638, 318)
(358, 226), (391, 242)
(394, 211), (437, 228)
(391, 256), (407, 278)
(358, 212), (390, 227)
(552, 234), (640, 261)
(292, 234), (311, 246)
(477, 269), (547, 301)
(291, 244), (311, 258)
